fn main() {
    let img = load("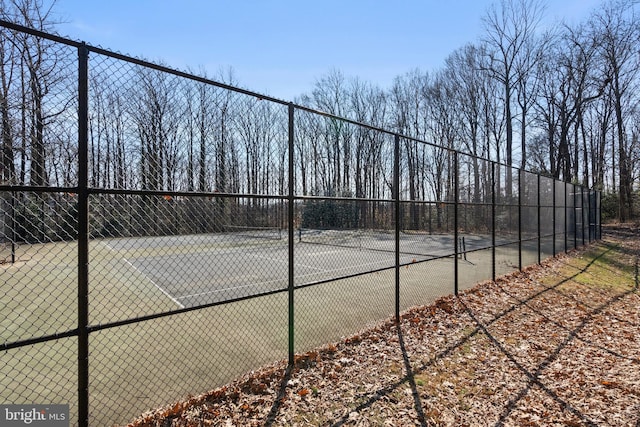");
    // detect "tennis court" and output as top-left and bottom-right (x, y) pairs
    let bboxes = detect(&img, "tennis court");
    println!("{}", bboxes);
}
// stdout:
(96, 228), (487, 310)
(1, 227), (495, 336)
(1, 227), (526, 328)
(2, 226), (529, 426)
